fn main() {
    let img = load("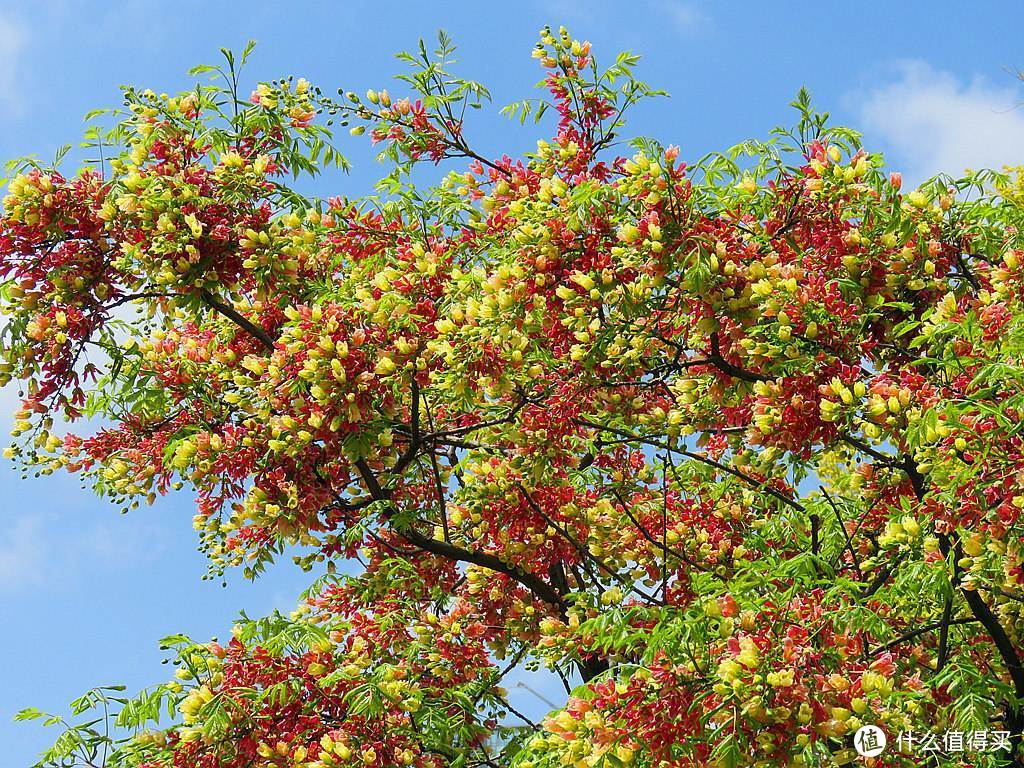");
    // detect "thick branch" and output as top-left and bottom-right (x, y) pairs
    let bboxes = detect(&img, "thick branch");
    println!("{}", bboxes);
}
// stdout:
(200, 289), (275, 350)
(398, 525), (567, 613)
(963, 587), (1024, 697)
(708, 332), (772, 383)
(515, 483), (662, 606)
(351, 459), (568, 614)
